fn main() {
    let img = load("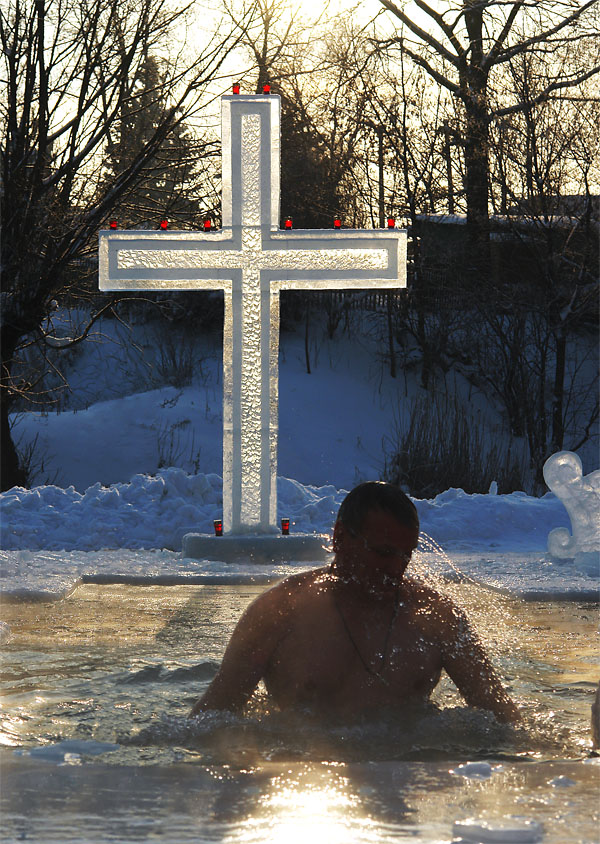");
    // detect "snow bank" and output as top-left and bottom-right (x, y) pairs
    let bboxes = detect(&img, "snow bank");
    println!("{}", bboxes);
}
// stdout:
(0, 471), (345, 552)
(1, 472), (597, 602)
(416, 487), (569, 552)
(1, 470), (570, 554)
